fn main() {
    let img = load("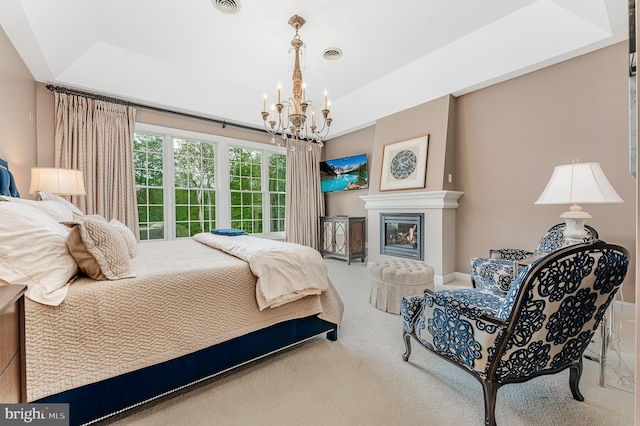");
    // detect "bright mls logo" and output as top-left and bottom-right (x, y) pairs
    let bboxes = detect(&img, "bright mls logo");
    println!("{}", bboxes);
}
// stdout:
(1, 404), (69, 425)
